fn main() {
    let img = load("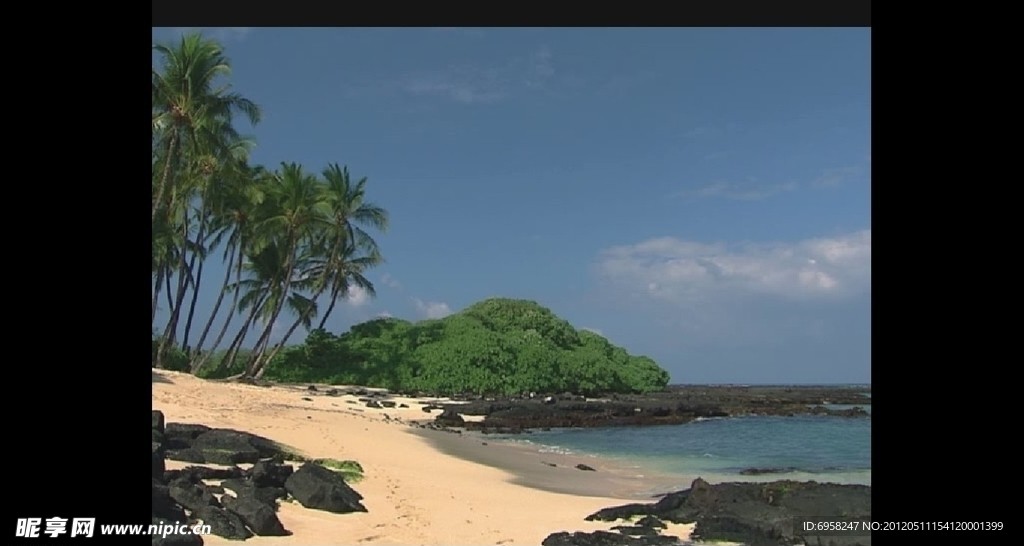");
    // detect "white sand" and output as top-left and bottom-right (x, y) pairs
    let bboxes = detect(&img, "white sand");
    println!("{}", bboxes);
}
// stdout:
(153, 370), (699, 545)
